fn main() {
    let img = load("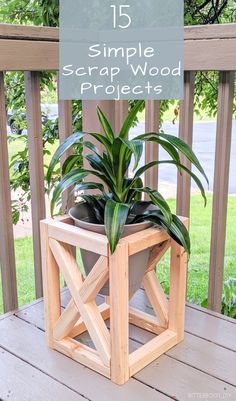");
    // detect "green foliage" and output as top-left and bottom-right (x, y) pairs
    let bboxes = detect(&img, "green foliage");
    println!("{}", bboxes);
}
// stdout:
(48, 101), (207, 254)
(222, 278), (236, 318)
(201, 278), (236, 318)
